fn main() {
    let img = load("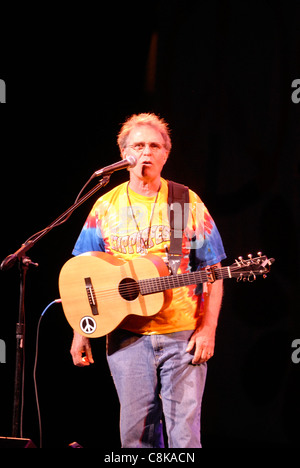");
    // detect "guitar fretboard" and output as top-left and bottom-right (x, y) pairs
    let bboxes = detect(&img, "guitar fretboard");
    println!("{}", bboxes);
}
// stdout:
(138, 267), (233, 295)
